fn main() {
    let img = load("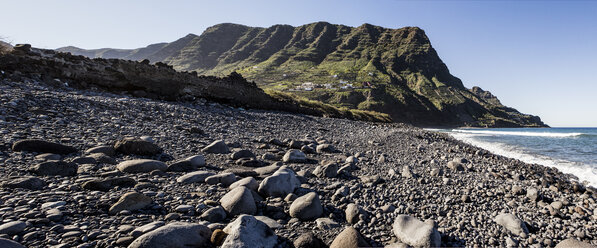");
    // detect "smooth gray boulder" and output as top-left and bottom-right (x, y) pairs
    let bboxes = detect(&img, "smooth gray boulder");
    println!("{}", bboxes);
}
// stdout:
(205, 172), (237, 186)
(282, 149), (306, 163)
(0, 221), (26, 235)
(392, 215), (441, 247)
(167, 155), (206, 172)
(202, 140), (229, 154)
(220, 186), (256, 216)
(289, 192), (323, 220)
(222, 215), (277, 248)
(258, 167), (301, 197)
(231, 149), (255, 160)
(0, 238), (26, 248)
(85, 145), (115, 156)
(109, 192), (152, 215)
(1, 177), (46, 190)
(200, 206), (227, 223)
(329, 226), (369, 248)
(316, 144), (336, 153)
(176, 171), (215, 184)
(494, 213), (529, 238)
(128, 222), (211, 248)
(117, 159), (167, 173)
(229, 177), (258, 191)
